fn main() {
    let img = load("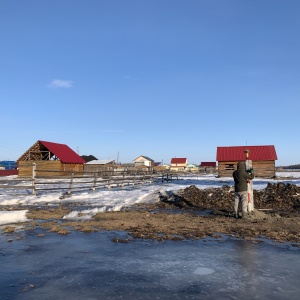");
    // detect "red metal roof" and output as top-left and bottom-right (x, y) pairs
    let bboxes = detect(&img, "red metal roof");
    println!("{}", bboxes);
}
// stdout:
(216, 145), (277, 162)
(39, 140), (86, 164)
(200, 162), (216, 167)
(171, 158), (187, 164)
